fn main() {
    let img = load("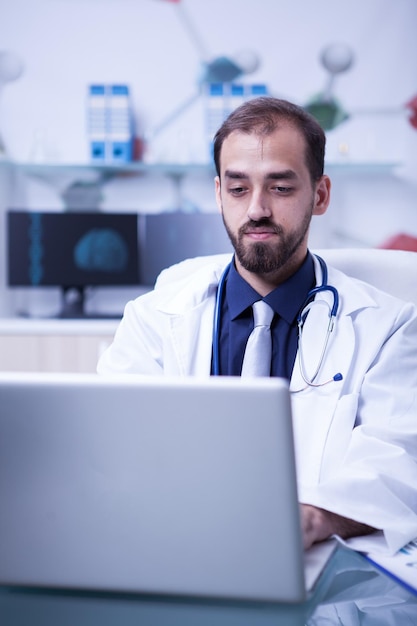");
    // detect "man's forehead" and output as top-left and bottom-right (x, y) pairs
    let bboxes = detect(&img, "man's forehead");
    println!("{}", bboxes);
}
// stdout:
(222, 125), (305, 152)
(220, 125), (307, 169)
